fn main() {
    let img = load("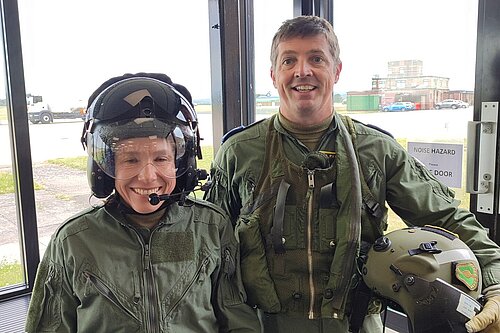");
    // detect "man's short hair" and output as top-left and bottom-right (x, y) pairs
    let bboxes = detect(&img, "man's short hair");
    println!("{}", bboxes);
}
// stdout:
(270, 15), (341, 69)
